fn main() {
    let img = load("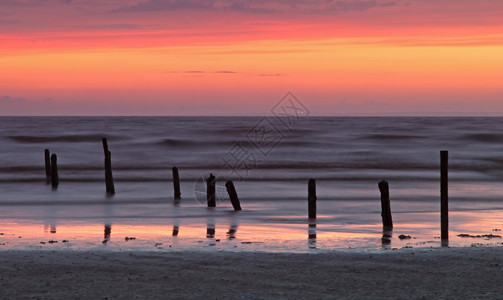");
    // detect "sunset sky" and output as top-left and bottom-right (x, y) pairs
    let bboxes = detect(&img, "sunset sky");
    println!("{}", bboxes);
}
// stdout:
(1, 0), (502, 116)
